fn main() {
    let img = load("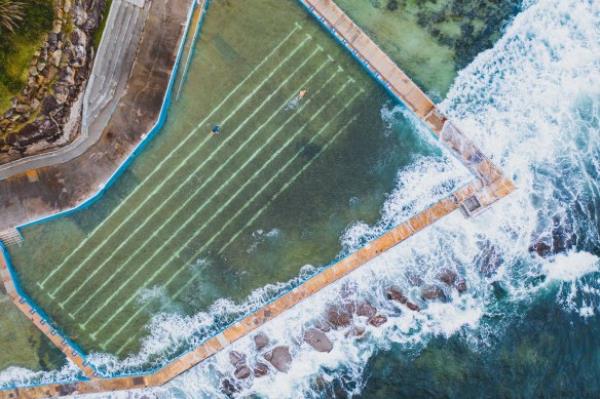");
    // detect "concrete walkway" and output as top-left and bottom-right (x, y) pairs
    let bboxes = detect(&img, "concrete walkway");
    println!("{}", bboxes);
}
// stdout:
(0, 0), (149, 181)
